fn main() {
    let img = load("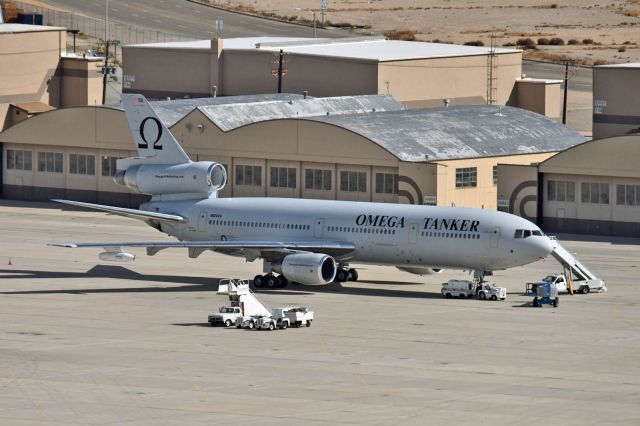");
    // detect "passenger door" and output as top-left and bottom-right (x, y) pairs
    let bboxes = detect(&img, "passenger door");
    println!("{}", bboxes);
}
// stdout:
(313, 218), (325, 238)
(490, 226), (500, 248)
(408, 223), (419, 244)
(198, 211), (207, 233)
